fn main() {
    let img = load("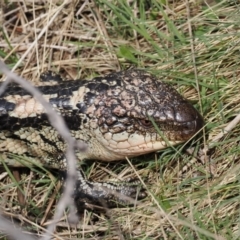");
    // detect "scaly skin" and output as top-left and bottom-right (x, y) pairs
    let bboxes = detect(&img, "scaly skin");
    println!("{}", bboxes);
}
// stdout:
(0, 69), (203, 208)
